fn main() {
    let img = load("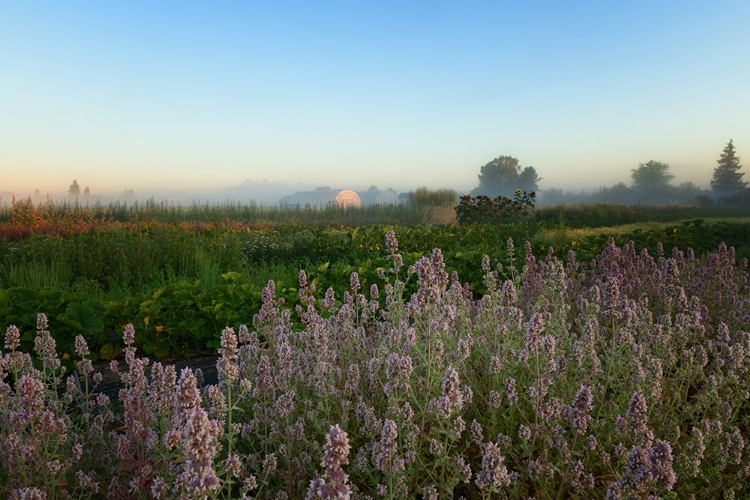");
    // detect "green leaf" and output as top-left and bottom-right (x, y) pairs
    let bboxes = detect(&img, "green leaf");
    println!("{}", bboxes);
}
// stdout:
(99, 343), (121, 360)
(0, 289), (10, 306)
(61, 303), (105, 333)
(153, 343), (170, 359)
(222, 271), (244, 281)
